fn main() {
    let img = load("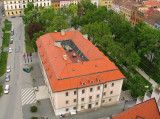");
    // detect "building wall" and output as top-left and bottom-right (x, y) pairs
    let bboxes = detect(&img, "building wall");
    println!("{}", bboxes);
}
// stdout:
(38, 48), (123, 116)
(60, 0), (70, 7)
(51, 1), (60, 10)
(111, 3), (116, 11)
(99, 0), (113, 8)
(120, 7), (131, 21)
(3, 0), (51, 16)
(130, 6), (145, 26)
(91, 0), (98, 7)
(154, 23), (160, 30)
